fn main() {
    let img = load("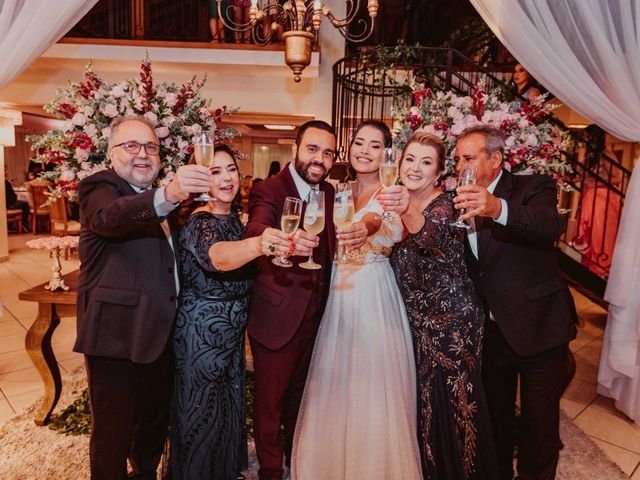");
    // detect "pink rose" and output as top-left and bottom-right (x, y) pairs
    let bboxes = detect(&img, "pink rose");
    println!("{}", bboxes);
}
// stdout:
(144, 111), (158, 126)
(102, 103), (118, 118)
(155, 126), (170, 139)
(71, 112), (86, 126)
